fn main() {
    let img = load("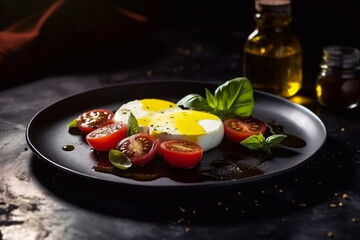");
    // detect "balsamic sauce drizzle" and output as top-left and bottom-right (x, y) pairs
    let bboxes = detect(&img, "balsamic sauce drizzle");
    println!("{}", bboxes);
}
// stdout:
(89, 122), (306, 183)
